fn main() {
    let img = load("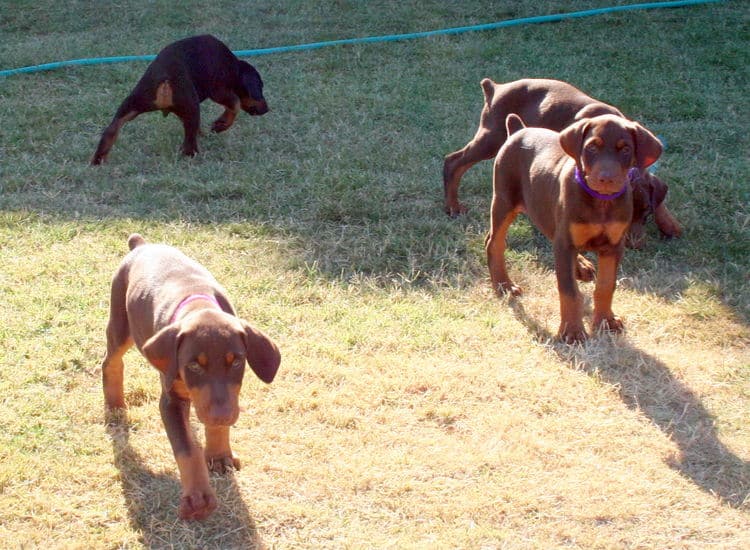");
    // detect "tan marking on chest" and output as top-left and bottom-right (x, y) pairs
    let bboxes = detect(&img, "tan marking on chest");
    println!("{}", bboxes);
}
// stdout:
(154, 80), (173, 109)
(570, 221), (629, 248)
